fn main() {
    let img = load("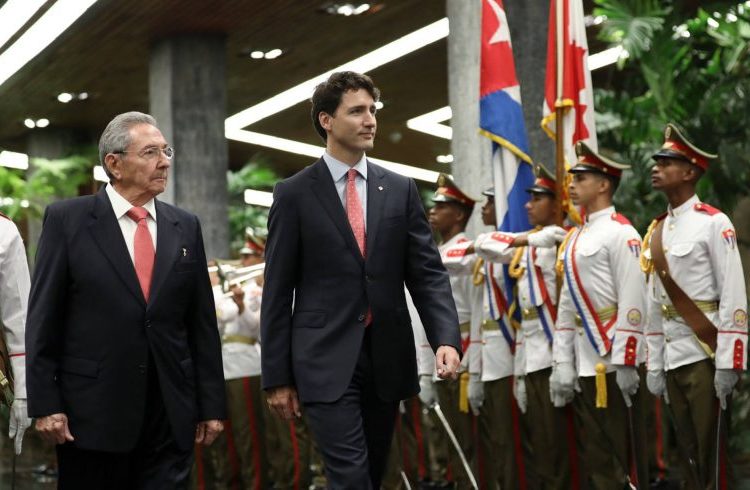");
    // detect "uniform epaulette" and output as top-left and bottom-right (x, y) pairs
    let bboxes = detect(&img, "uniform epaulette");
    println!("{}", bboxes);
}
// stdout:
(0, 211), (9, 221)
(611, 212), (632, 226)
(694, 203), (721, 216)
